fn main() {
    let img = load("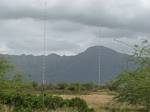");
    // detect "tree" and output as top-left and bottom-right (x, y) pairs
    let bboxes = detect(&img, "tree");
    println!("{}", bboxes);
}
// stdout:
(0, 58), (14, 91)
(132, 40), (150, 67)
(0, 58), (13, 79)
(114, 40), (150, 111)
(12, 72), (24, 83)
